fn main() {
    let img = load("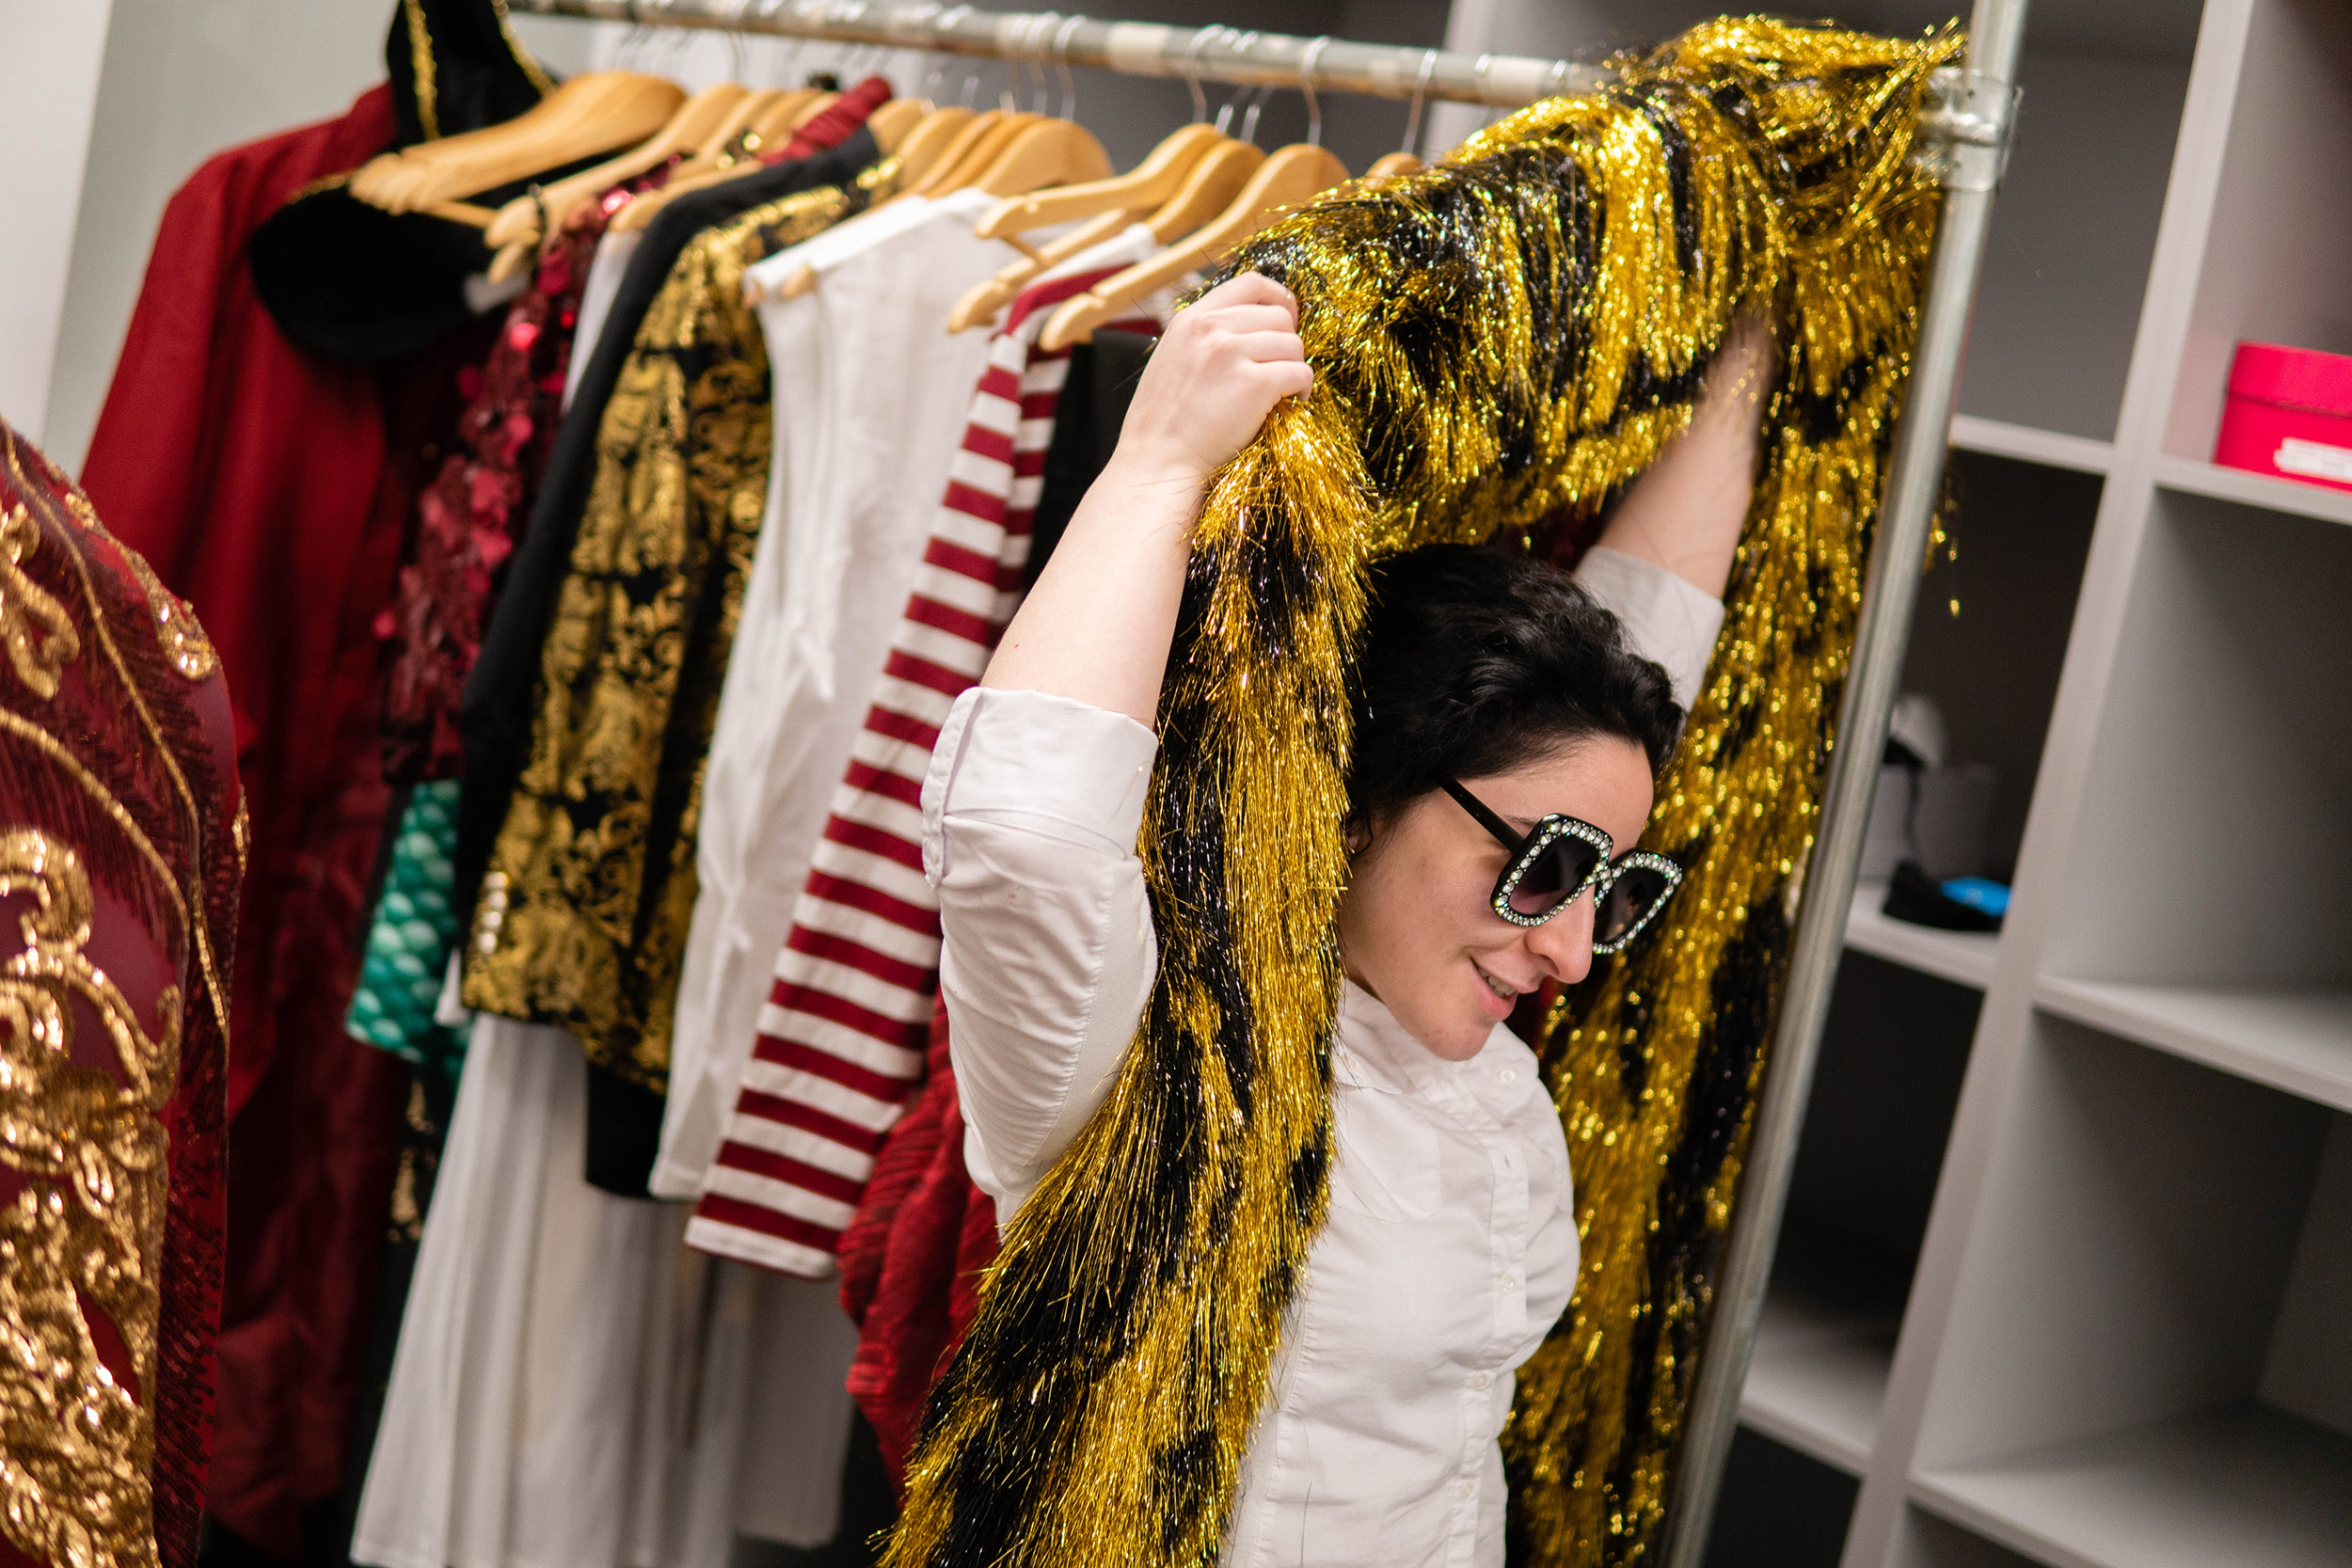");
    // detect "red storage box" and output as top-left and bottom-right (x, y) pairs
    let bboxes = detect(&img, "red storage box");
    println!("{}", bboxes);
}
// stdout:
(2214, 341), (2352, 491)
